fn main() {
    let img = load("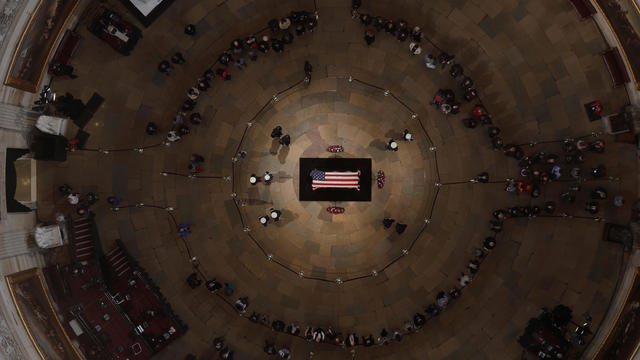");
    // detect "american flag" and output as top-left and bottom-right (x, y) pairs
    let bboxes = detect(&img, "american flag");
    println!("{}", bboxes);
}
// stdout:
(311, 169), (360, 191)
